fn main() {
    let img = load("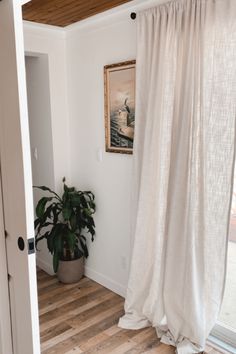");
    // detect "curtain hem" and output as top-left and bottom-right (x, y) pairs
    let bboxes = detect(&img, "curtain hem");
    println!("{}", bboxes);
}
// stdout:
(118, 314), (204, 354)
